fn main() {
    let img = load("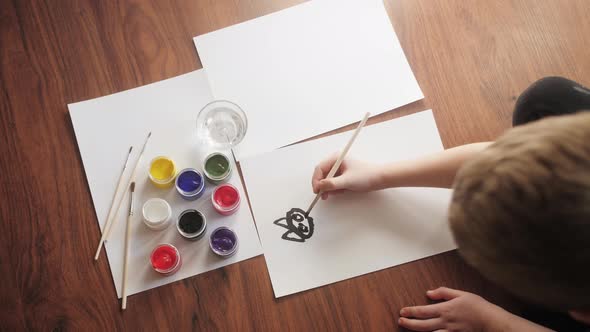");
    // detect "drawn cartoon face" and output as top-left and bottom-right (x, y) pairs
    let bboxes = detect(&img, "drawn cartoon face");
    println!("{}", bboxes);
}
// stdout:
(273, 208), (315, 243)
(288, 209), (312, 236)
